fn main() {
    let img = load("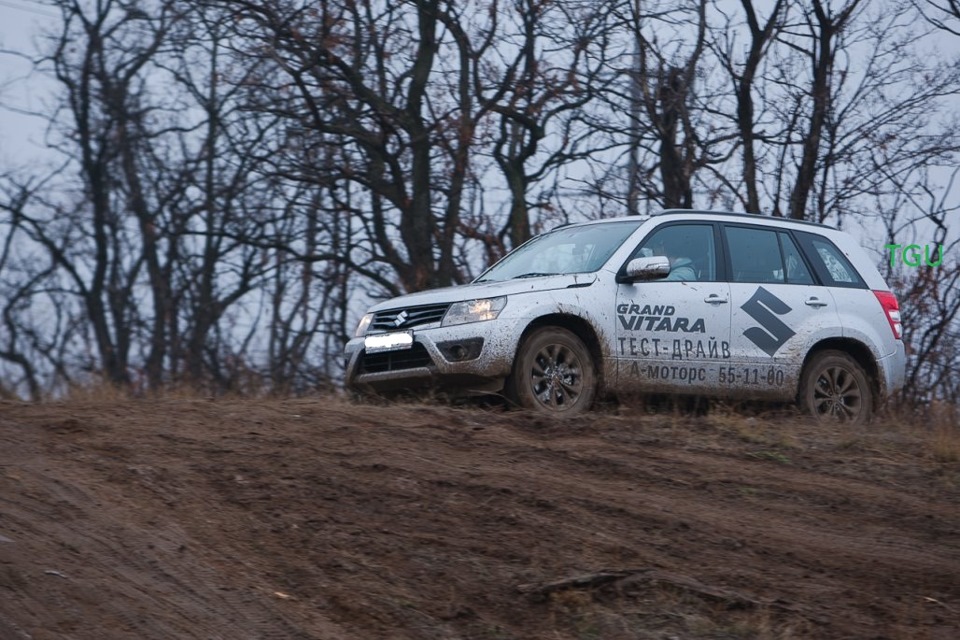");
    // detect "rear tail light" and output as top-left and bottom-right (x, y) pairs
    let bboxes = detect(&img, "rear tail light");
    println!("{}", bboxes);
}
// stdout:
(873, 290), (902, 340)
